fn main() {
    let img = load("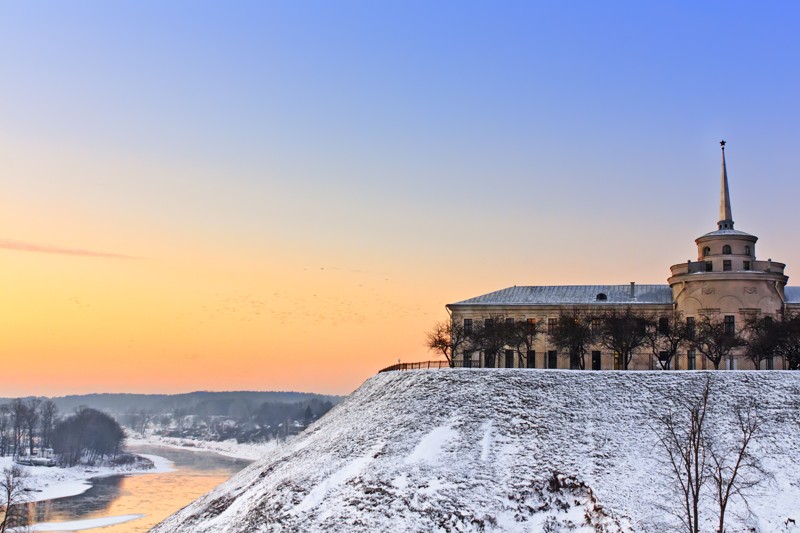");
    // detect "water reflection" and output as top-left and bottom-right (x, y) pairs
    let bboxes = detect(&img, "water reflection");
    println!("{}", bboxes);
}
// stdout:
(25, 444), (253, 532)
